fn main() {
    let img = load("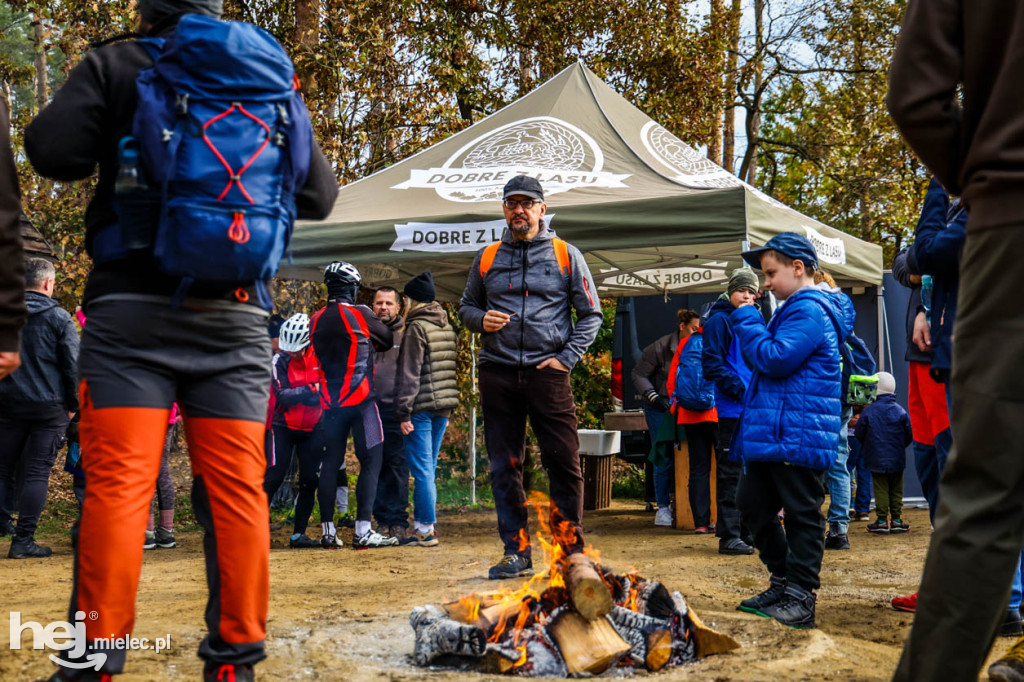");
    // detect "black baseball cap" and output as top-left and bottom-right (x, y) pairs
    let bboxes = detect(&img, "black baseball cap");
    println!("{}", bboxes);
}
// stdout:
(742, 232), (819, 271)
(502, 175), (544, 202)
